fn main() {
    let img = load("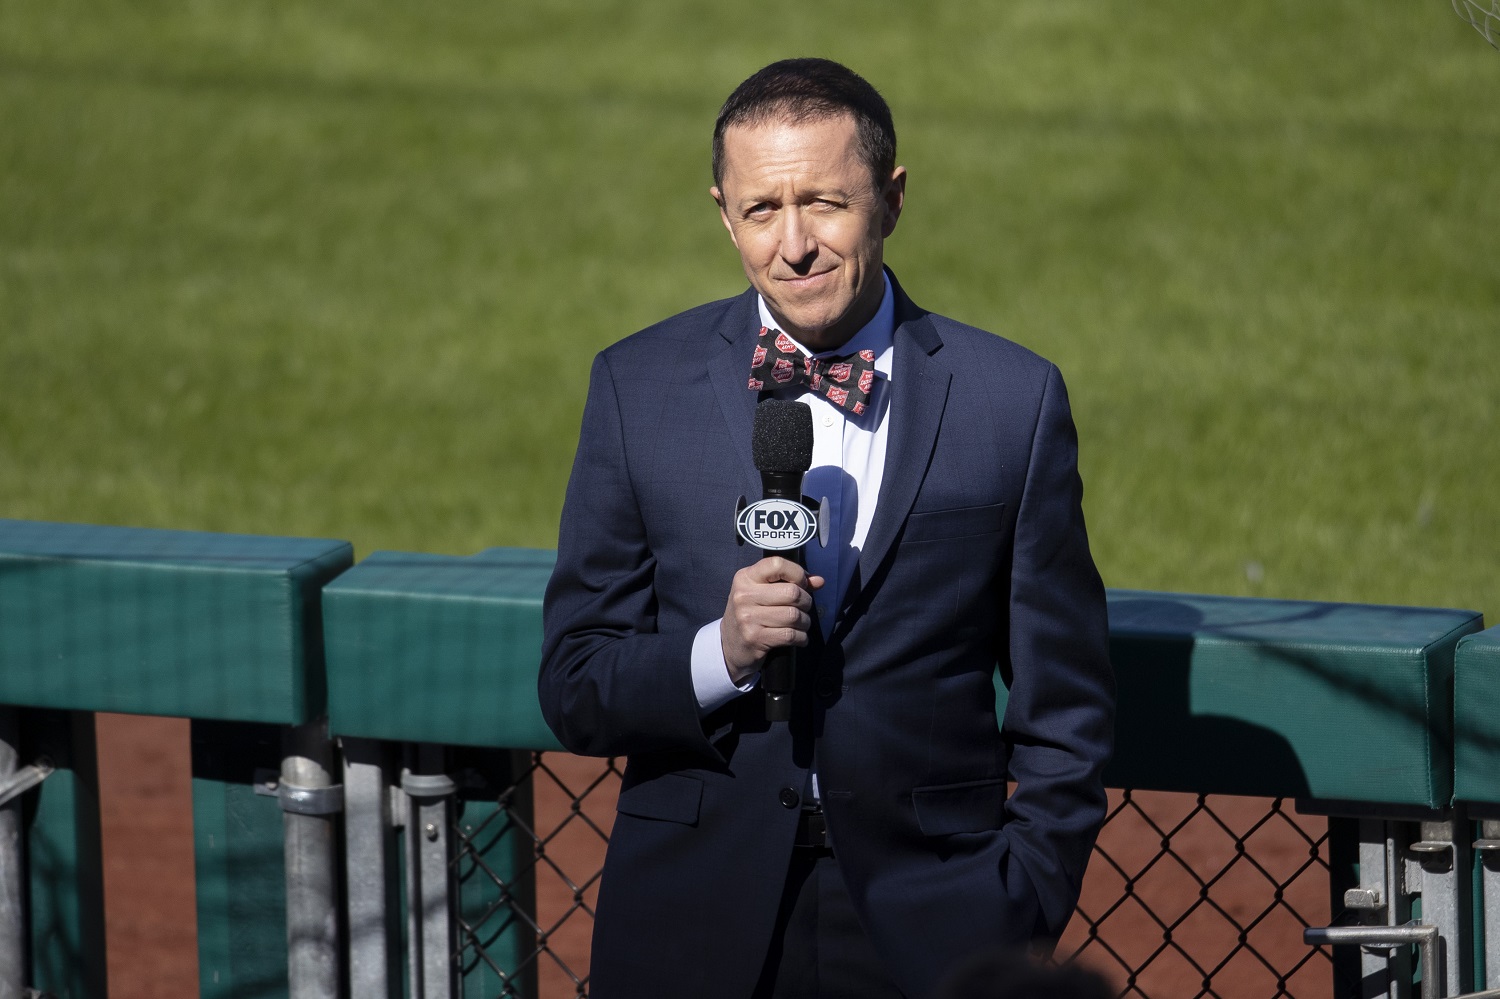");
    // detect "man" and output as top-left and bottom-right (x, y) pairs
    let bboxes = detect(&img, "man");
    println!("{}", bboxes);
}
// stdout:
(540, 58), (1113, 999)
